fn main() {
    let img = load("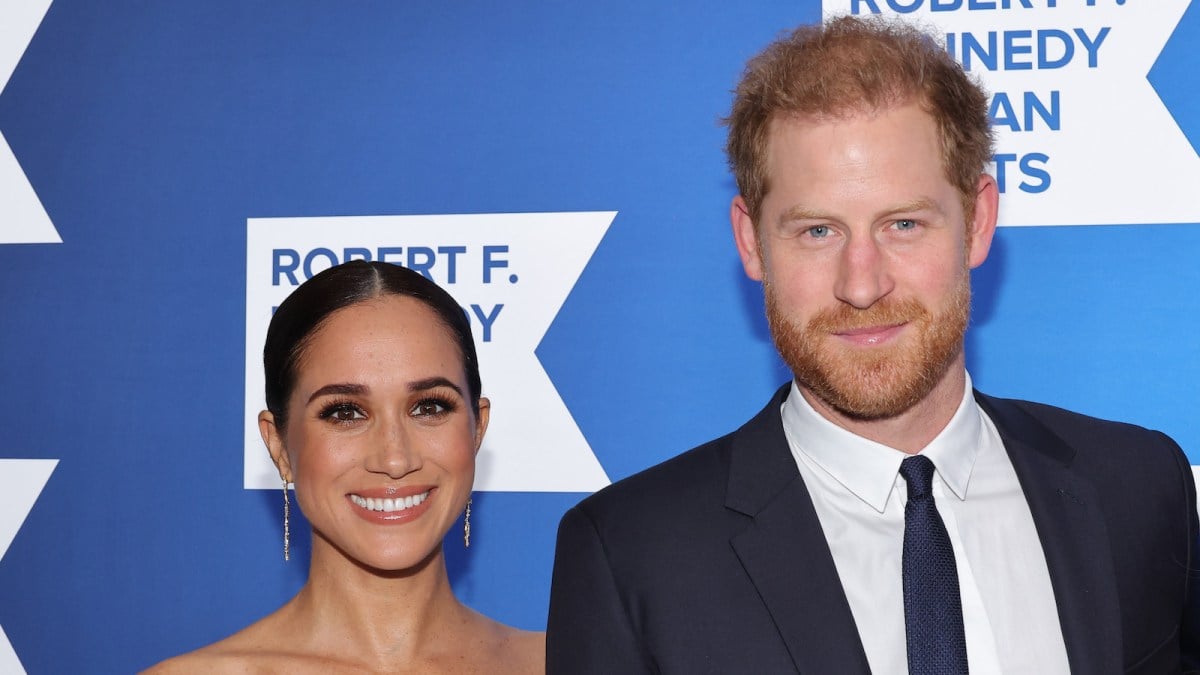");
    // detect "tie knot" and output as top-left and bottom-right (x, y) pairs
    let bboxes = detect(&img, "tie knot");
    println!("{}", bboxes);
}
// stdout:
(899, 455), (936, 499)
